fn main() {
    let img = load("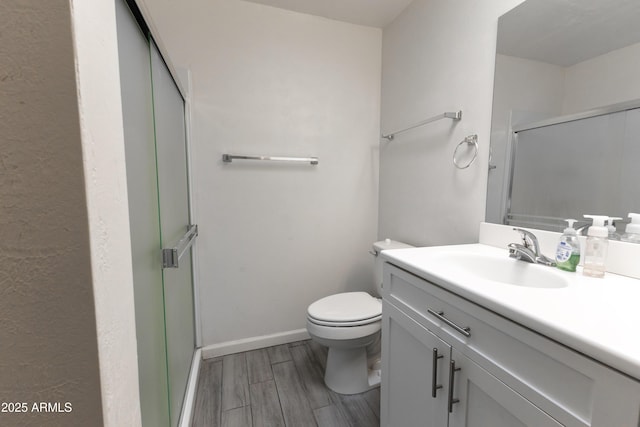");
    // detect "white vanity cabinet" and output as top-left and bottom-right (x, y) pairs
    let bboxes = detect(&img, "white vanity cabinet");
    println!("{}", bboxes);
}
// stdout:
(383, 300), (451, 427)
(382, 302), (560, 426)
(381, 263), (640, 427)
